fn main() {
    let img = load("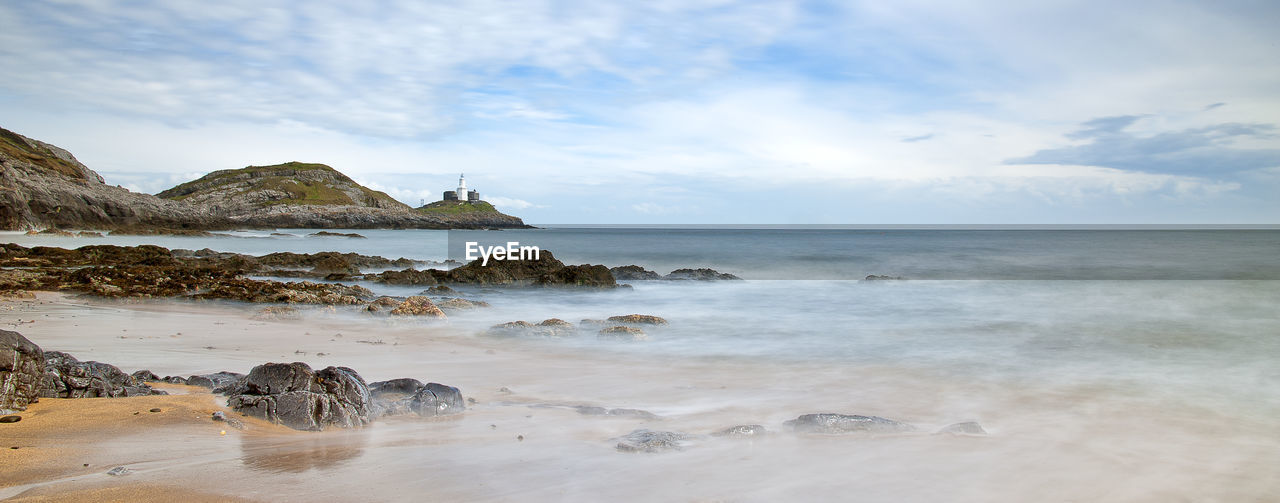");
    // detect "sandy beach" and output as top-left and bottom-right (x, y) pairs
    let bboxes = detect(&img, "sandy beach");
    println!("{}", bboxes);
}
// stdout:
(2, 291), (1277, 502)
